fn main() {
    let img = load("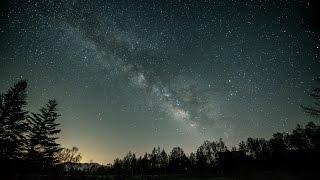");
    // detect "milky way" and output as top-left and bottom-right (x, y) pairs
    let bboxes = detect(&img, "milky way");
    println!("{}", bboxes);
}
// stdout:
(0, 0), (319, 163)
